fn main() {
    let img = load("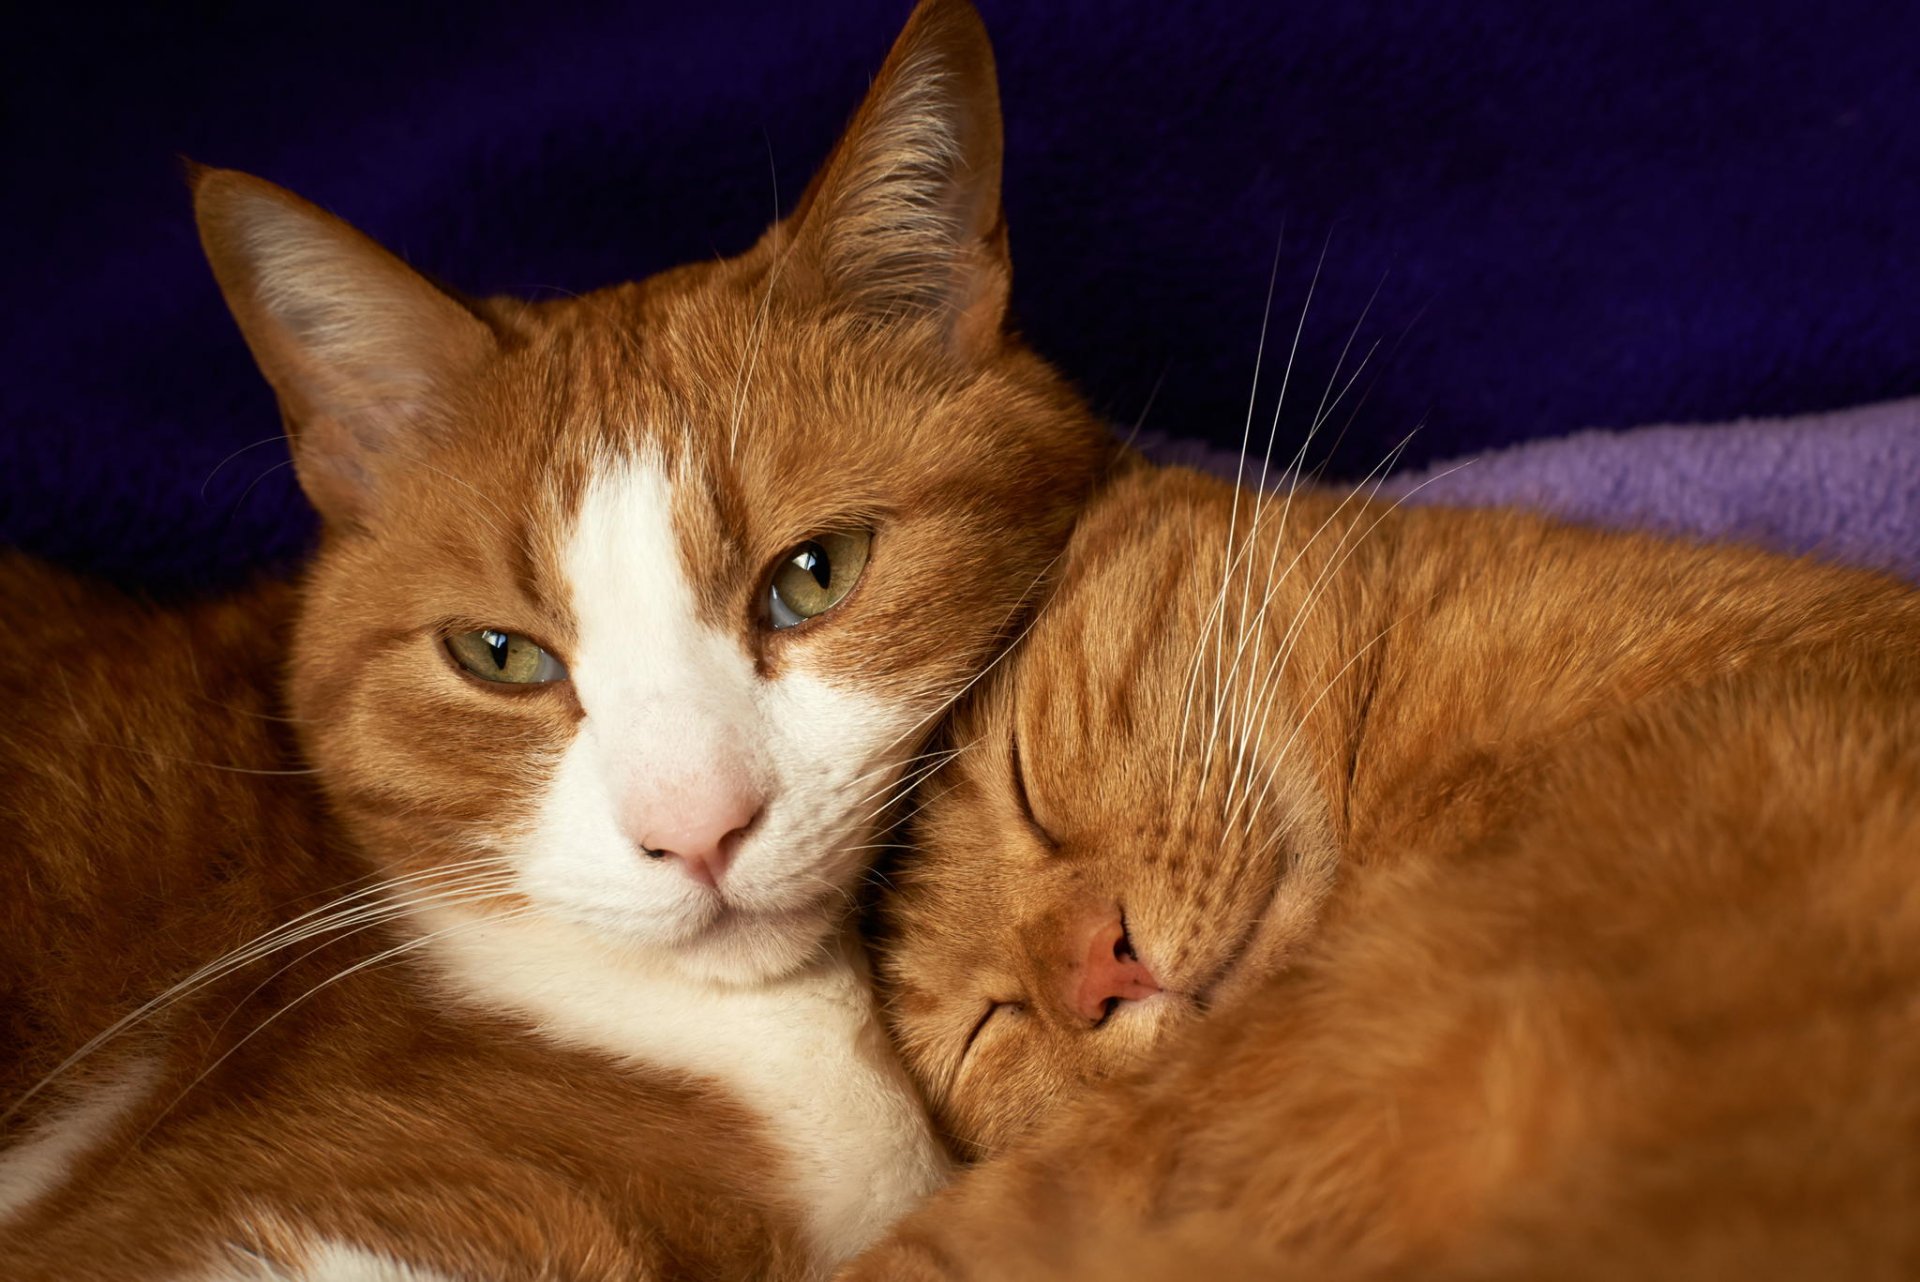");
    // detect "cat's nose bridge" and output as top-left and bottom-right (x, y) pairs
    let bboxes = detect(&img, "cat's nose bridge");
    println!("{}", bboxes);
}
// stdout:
(590, 689), (769, 890)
